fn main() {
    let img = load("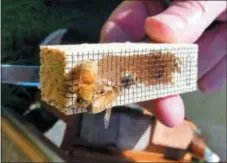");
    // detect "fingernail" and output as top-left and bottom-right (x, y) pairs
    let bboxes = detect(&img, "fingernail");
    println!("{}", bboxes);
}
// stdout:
(150, 14), (186, 32)
(100, 21), (132, 43)
(149, 1), (205, 32)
